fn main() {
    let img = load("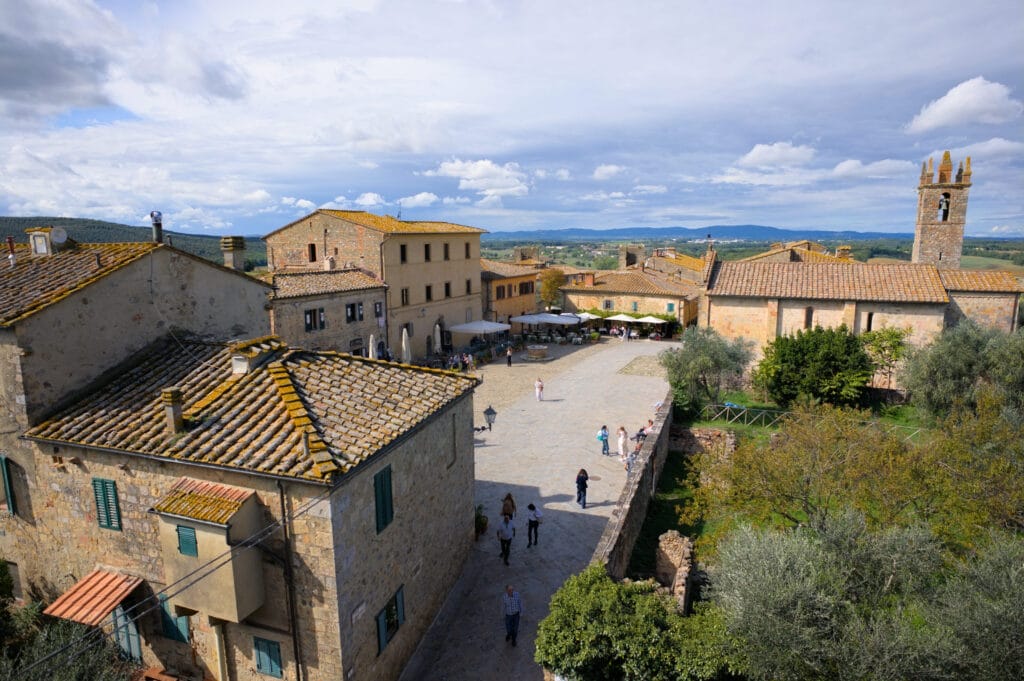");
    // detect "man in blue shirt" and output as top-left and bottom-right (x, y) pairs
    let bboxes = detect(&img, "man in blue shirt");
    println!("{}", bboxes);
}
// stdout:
(502, 585), (523, 647)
